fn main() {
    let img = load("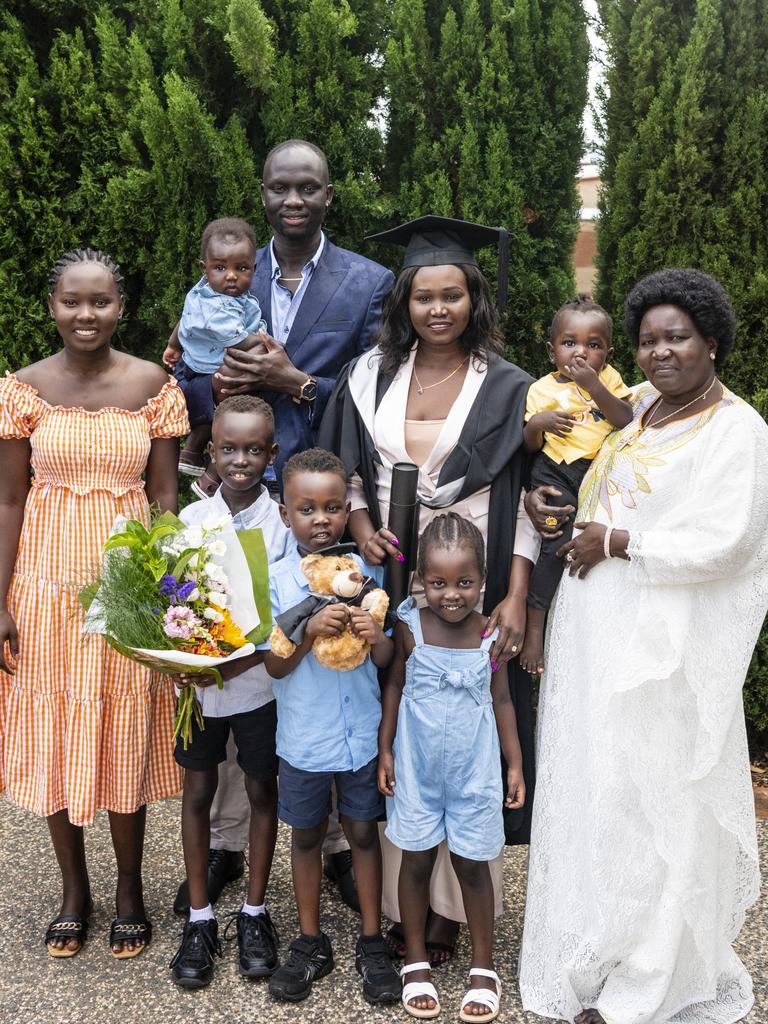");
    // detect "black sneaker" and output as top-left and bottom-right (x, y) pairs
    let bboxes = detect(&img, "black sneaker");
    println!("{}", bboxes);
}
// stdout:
(173, 848), (245, 916)
(268, 932), (334, 1002)
(169, 918), (222, 989)
(225, 909), (279, 978)
(355, 934), (403, 1003)
(323, 849), (361, 913)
